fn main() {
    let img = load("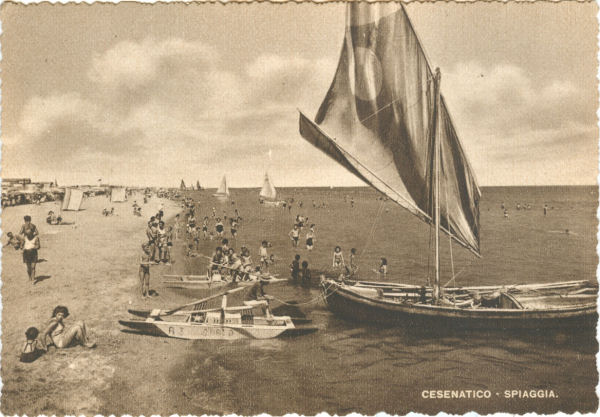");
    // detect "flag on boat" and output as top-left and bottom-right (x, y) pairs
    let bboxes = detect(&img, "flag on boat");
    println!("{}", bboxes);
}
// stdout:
(299, 2), (480, 255)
